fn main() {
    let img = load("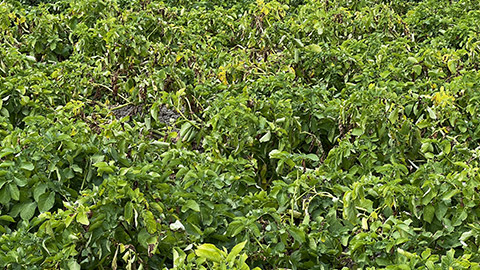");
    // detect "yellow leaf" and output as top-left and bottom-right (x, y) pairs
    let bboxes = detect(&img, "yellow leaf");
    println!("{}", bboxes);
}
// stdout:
(432, 88), (454, 107)
(176, 54), (183, 62)
(218, 67), (228, 85)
